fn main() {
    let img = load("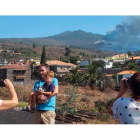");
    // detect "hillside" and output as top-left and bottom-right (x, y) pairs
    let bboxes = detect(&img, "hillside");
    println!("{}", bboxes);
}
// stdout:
(0, 41), (115, 63)
(0, 30), (105, 49)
